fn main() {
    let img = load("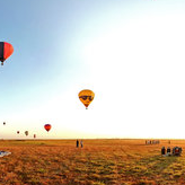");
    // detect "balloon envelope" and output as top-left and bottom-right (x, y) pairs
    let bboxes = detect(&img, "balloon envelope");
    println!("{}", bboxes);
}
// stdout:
(25, 131), (28, 136)
(44, 124), (51, 132)
(0, 42), (14, 65)
(78, 89), (95, 108)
